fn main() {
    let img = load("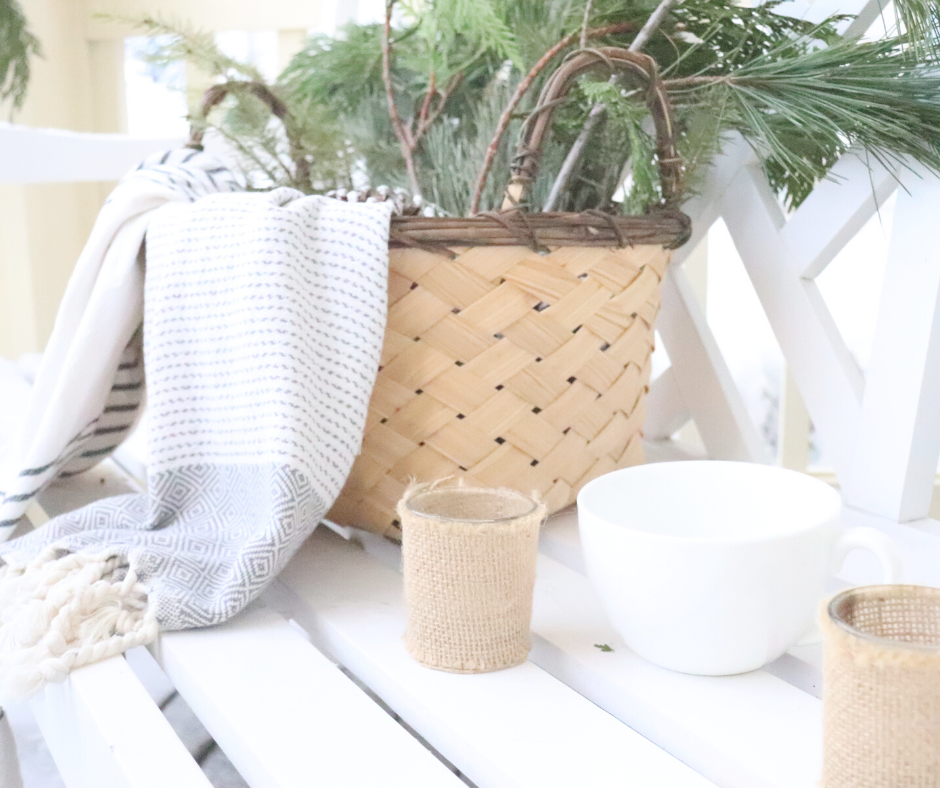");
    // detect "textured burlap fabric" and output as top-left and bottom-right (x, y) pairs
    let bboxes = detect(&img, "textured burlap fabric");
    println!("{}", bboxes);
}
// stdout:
(399, 484), (546, 673)
(822, 585), (940, 788)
